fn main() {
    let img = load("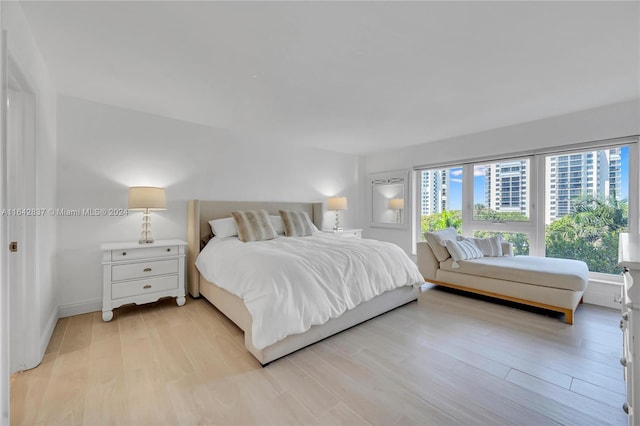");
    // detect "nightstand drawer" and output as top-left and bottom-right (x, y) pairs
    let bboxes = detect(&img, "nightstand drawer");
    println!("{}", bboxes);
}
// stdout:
(111, 245), (179, 261)
(111, 275), (178, 299)
(340, 230), (362, 238)
(325, 229), (362, 238)
(112, 259), (178, 281)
